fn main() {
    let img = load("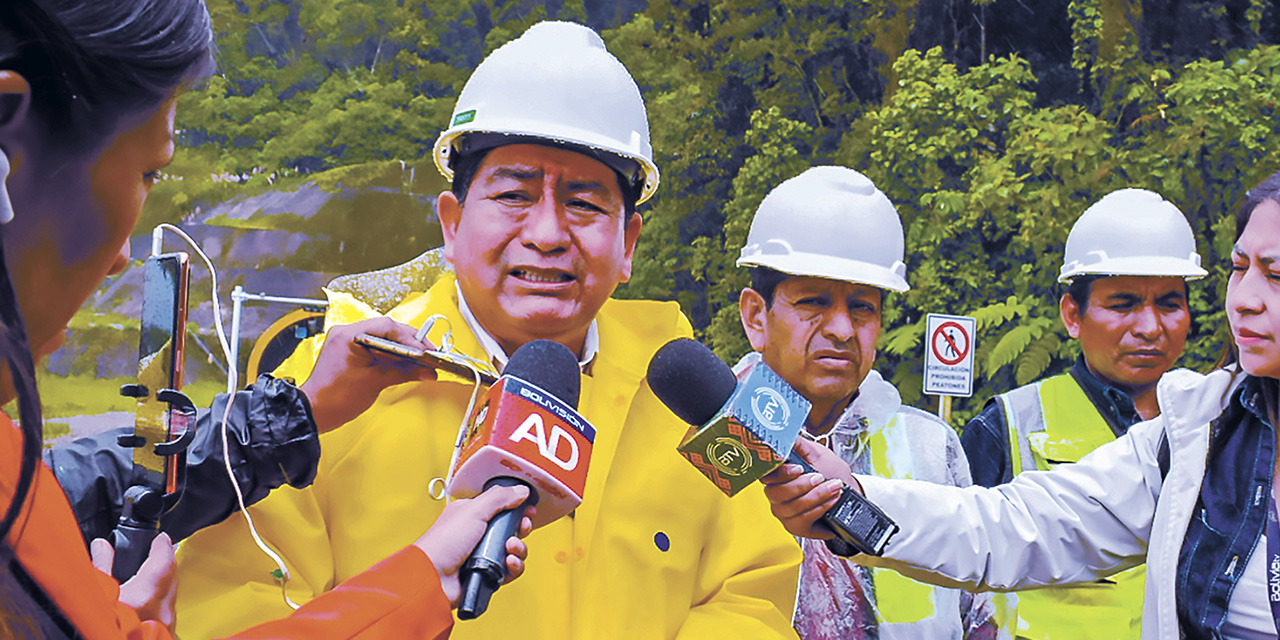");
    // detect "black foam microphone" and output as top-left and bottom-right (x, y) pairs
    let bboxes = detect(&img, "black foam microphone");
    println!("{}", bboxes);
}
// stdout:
(647, 338), (738, 426)
(647, 338), (898, 557)
(453, 339), (592, 619)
